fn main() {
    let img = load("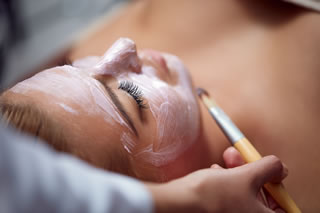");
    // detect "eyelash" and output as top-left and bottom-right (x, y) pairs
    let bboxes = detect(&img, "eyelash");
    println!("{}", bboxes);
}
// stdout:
(118, 81), (147, 109)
